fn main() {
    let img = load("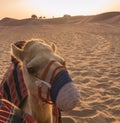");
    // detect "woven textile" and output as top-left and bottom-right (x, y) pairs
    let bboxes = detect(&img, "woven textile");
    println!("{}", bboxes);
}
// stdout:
(0, 98), (35, 123)
(0, 41), (27, 107)
(0, 41), (35, 123)
(0, 62), (28, 107)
